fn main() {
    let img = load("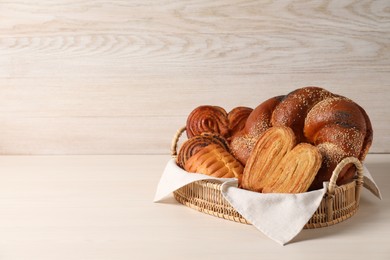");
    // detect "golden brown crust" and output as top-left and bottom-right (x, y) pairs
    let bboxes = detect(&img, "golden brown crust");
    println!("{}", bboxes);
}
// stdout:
(240, 126), (296, 192)
(176, 132), (229, 168)
(180, 86), (373, 191)
(184, 143), (244, 179)
(262, 143), (322, 193)
(186, 105), (229, 139)
(227, 106), (253, 138)
(238, 86), (372, 189)
(304, 97), (367, 147)
(230, 96), (284, 165)
(272, 87), (335, 143)
(356, 103), (373, 161)
(309, 142), (361, 190)
(303, 96), (368, 189)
